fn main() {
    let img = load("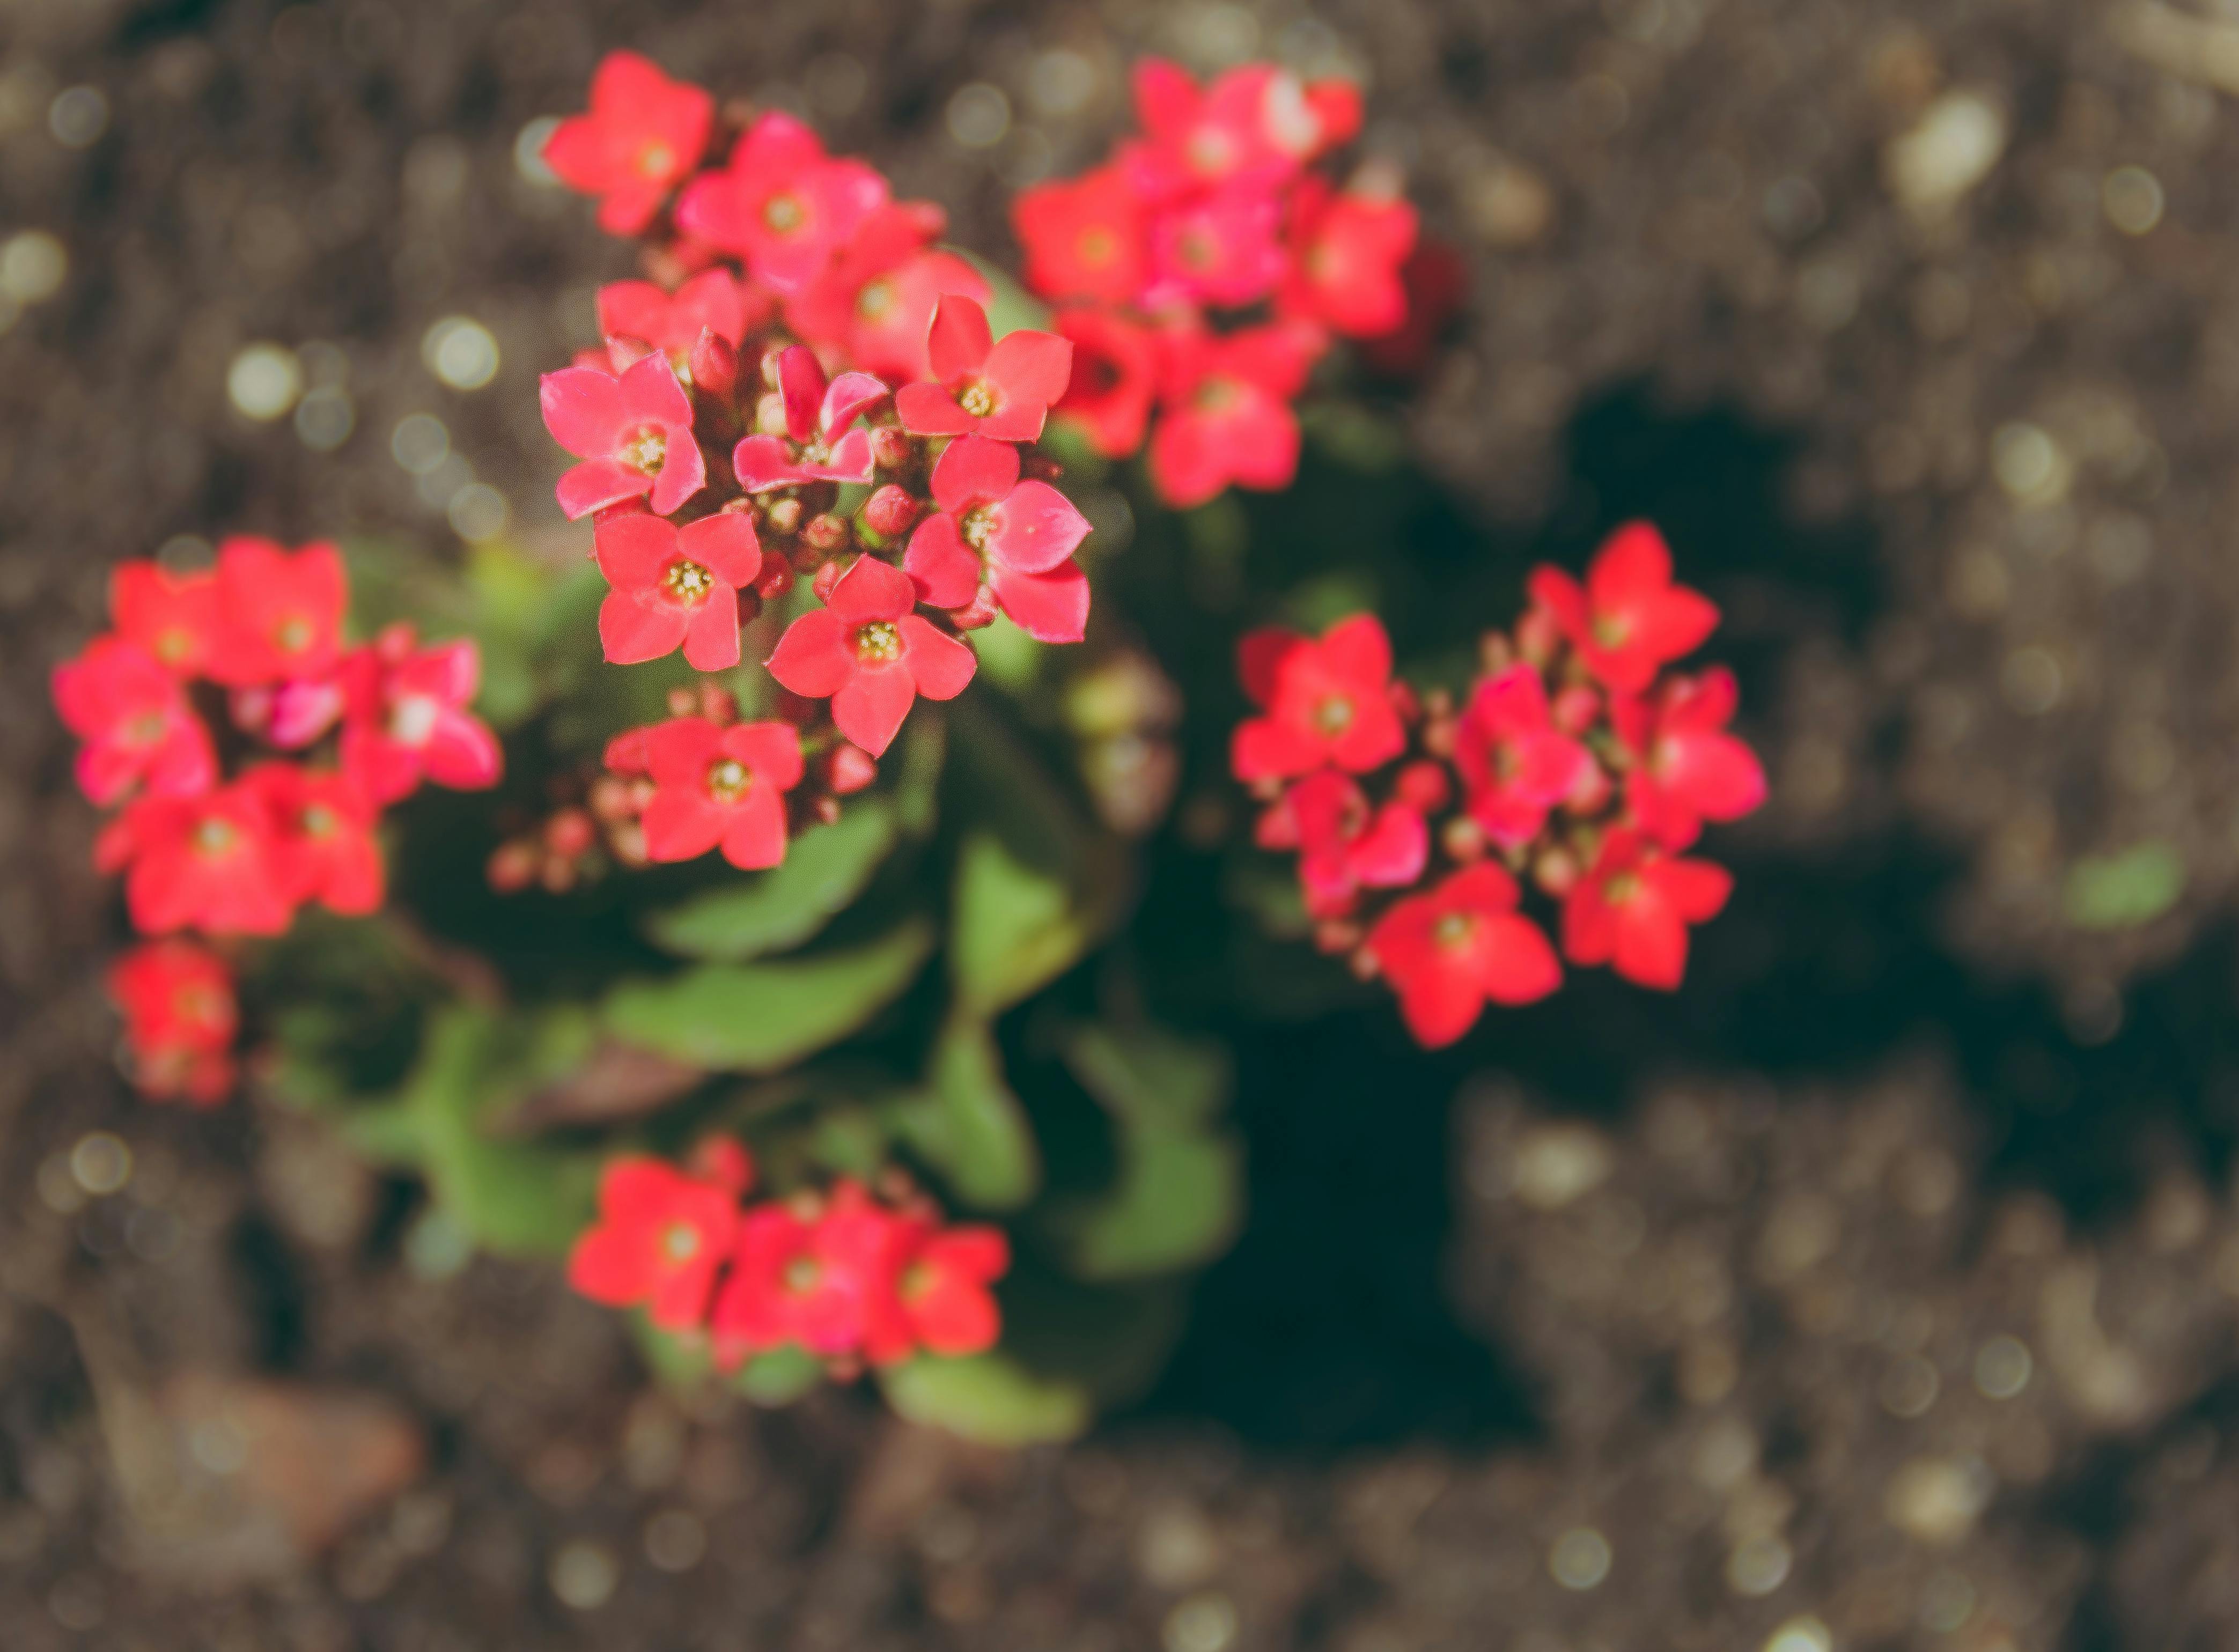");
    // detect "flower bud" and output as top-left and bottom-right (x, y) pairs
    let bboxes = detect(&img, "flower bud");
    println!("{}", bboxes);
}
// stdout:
(1515, 604), (1560, 664)
(1347, 942), (1382, 980)
(949, 587), (999, 630)
(1478, 630), (1515, 674)
(811, 555), (851, 604)
(860, 483), (920, 540)
(1565, 757), (1612, 815)
(734, 587), (761, 625)
(1021, 453), (1065, 482)
(689, 1135), (757, 1195)
(870, 424), (914, 472)
(1419, 714), (1457, 759)
(1533, 843), (1582, 898)
(758, 345), (788, 391)
(667, 687), (697, 718)
(487, 839), (539, 894)
(755, 390), (789, 436)
(829, 743), (878, 795)
(609, 820), (648, 867)
(540, 855), (579, 895)
(1441, 815), (1486, 864)
(1389, 680), (1422, 725)
(763, 496), (804, 536)
(544, 807), (596, 859)
(697, 683), (740, 725)
(689, 327), (740, 401)
(802, 511), (850, 554)
(1314, 918), (1362, 955)
(588, 774), (635, 822)
(1551, 684), (1602, 736)
(814, 795), (843, 827)
(753, 559), (795, 600)
(1394, 759), (1452, 814)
